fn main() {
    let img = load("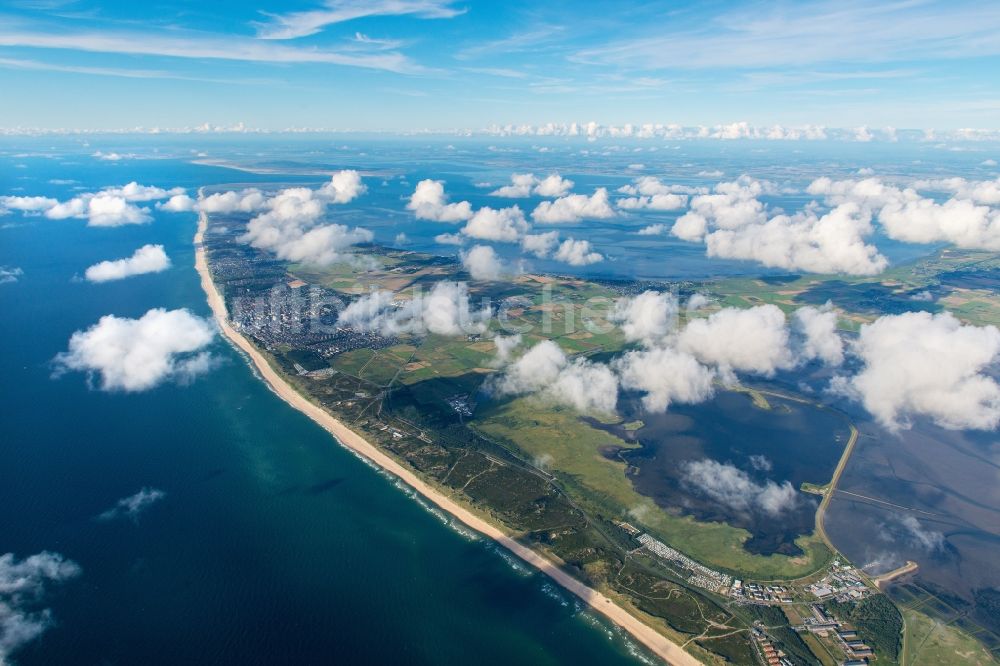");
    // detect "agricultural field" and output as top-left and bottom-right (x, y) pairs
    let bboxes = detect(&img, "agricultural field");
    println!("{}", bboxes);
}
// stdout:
(706, 248), (1000, 329)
